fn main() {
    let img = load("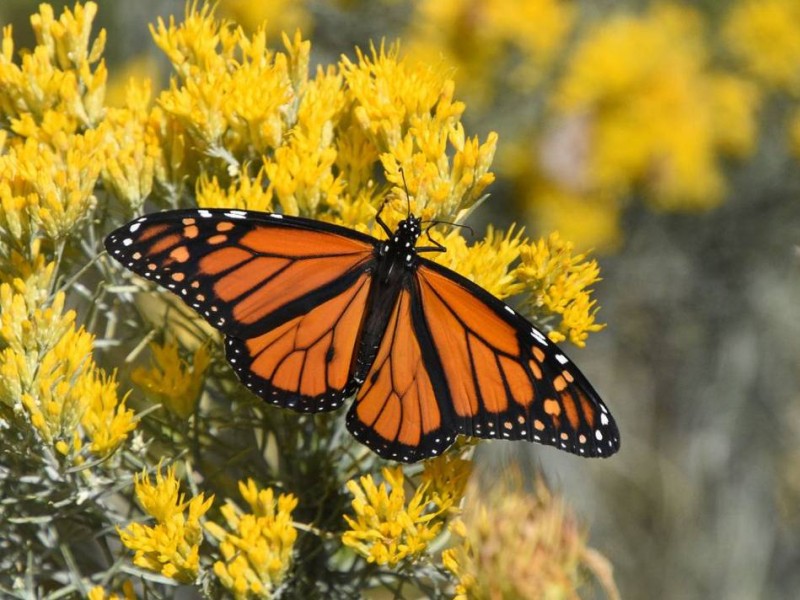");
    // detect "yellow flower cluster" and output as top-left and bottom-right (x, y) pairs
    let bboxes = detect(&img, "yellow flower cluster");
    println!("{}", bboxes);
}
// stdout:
(341, 44), (497, 228)
(342, 455), (472, 566)
(0, 2), (136, 464)
(101, 80), (163, 212)
(0, 2), (106, 130)
(553, 4), (758, 211)
(0, 276), (136, 459)
(118, 463), (214, 583)
(431, 226), (526, 300)
(514, 232), (604, 347)
(205, 479), (299, 599)
(406, 0), (575, 102)
(724, 0), (800, 94)
(87, 581), (136, 600)
(443, 475), (618, 600)
(131, 339), (210, 419)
